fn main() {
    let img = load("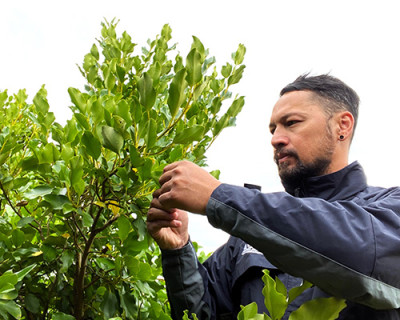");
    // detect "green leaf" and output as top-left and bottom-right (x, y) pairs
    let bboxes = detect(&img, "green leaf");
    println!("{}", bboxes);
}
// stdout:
(288, 280), (313, 304)
(17, 217), (34, 228)
(0, 287), (18, 300)
(138, 72), (156, 109)
(168, 68), (187, 118)
(68, 87), (87, 113)
(145, 118), (157, 149)
(288, 297), (346, 320)
(125, 256), (152, 281)
(82, 131), (102, 159)
(234, 43), (246, 65)
(25, 293), (40, 313)
(39, 143), (60, 164)
(118, 215), (131, 241)
(237, 302), (265, 320)
(227, 96), (245, 117)
(161, 24), (172, 41)
(90, 98), (104, 124)
(81, 210), (94, 228)
(228, 64), (246, 86)
(101, 125), (124, 153)
(0, 271), (18, 291)
(212, 113), (230, 136)
(33, 90), (50, 114)
(60, 250), (74, 273)
(185, 48), (202, 86)
(120, 289), (137, 318)
(15, 264), (37, 281)
(101, 291), (118, 319)
(116, 100), (132, 126)
(52, 312), (76, 320)
(12, 229), (25, 247)
(191, 36), (205, 62)
(221, 63), (232, 78)
(91, 43), (99, 60)
(262, 270), (288, 320)
(174, 125), (204, 144)
(0, 300), (21, 319)
(44, 194), (70, 210)
(74, 113), (90, 130)
(129, 145), (144, 168)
